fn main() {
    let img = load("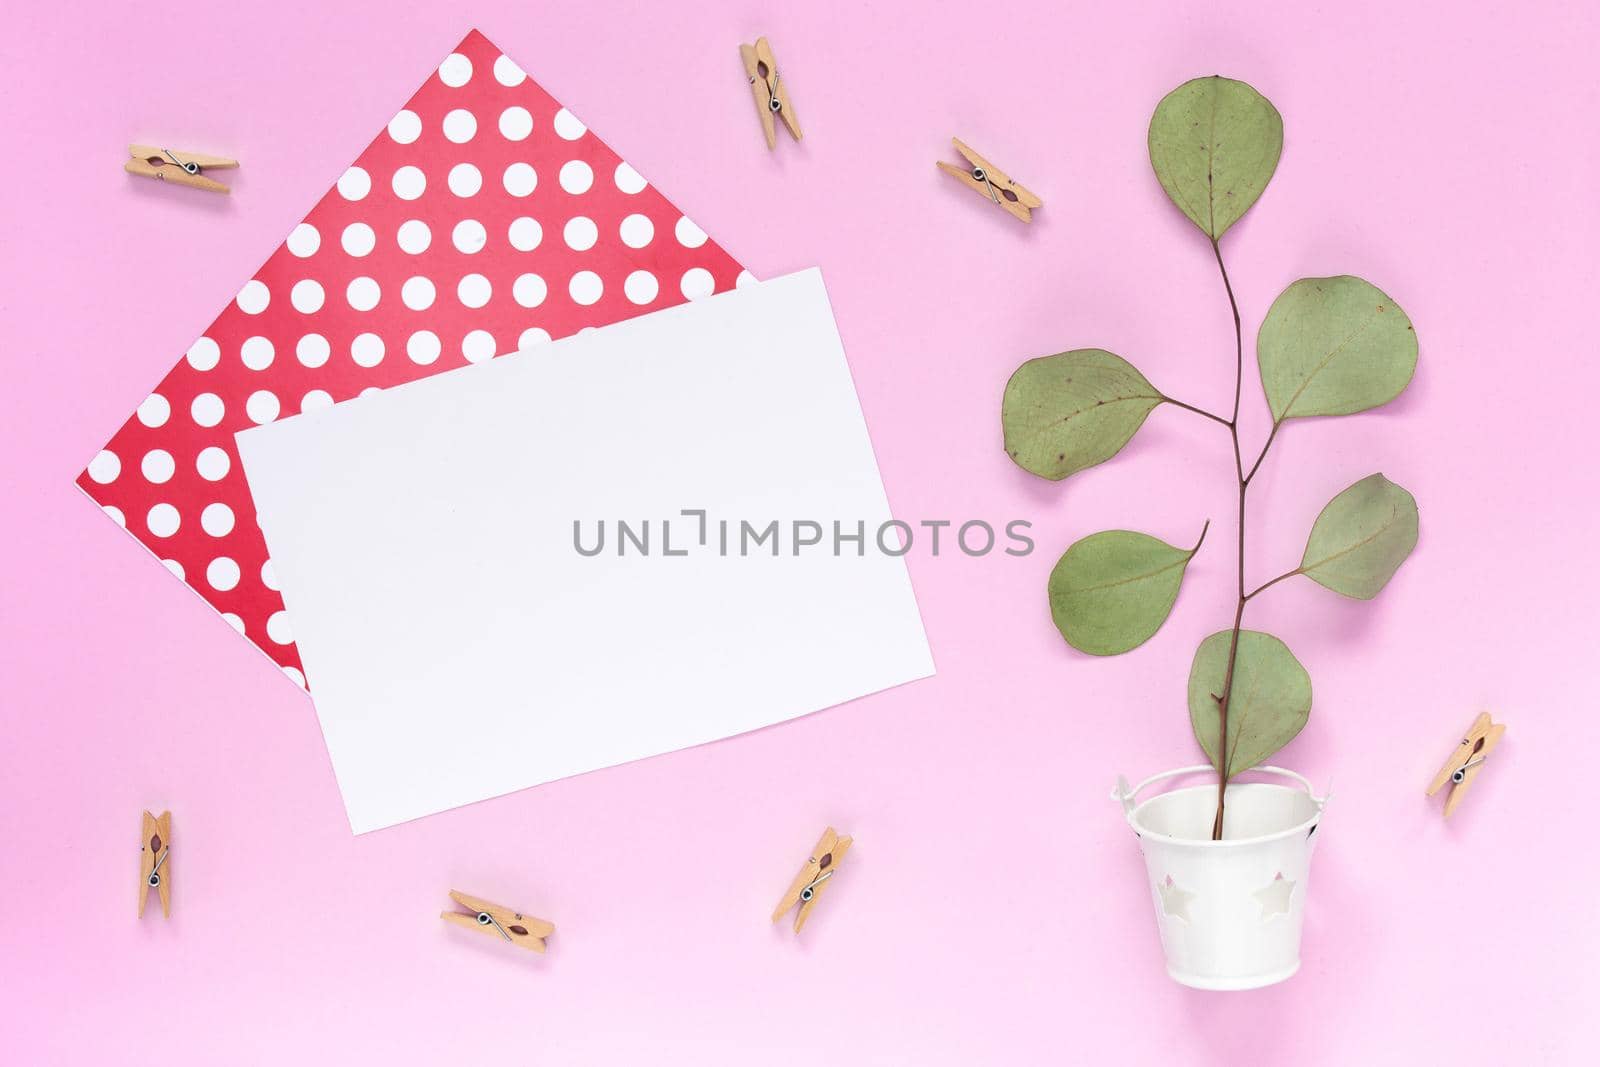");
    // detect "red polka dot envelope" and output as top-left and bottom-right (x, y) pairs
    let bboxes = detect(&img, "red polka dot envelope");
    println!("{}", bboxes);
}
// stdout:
(77, 30), (748, 689)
